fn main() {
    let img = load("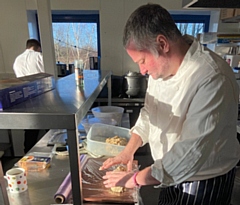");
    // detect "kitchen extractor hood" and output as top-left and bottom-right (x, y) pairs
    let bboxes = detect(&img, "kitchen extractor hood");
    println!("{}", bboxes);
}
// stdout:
(182, 0), (240, 8)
